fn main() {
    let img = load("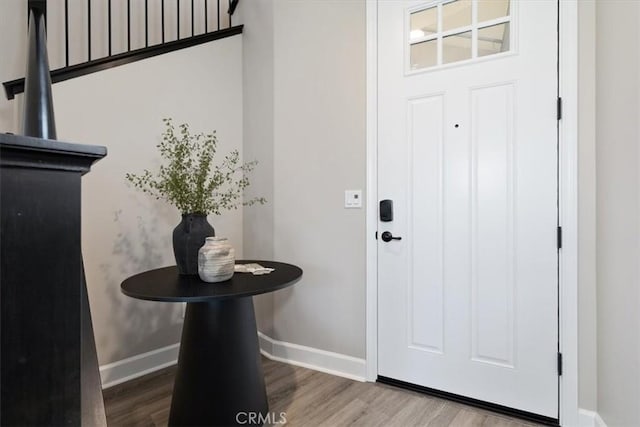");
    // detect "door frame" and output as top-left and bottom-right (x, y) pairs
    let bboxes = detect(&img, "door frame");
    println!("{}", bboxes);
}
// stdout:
(364, 1), (579, 425)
